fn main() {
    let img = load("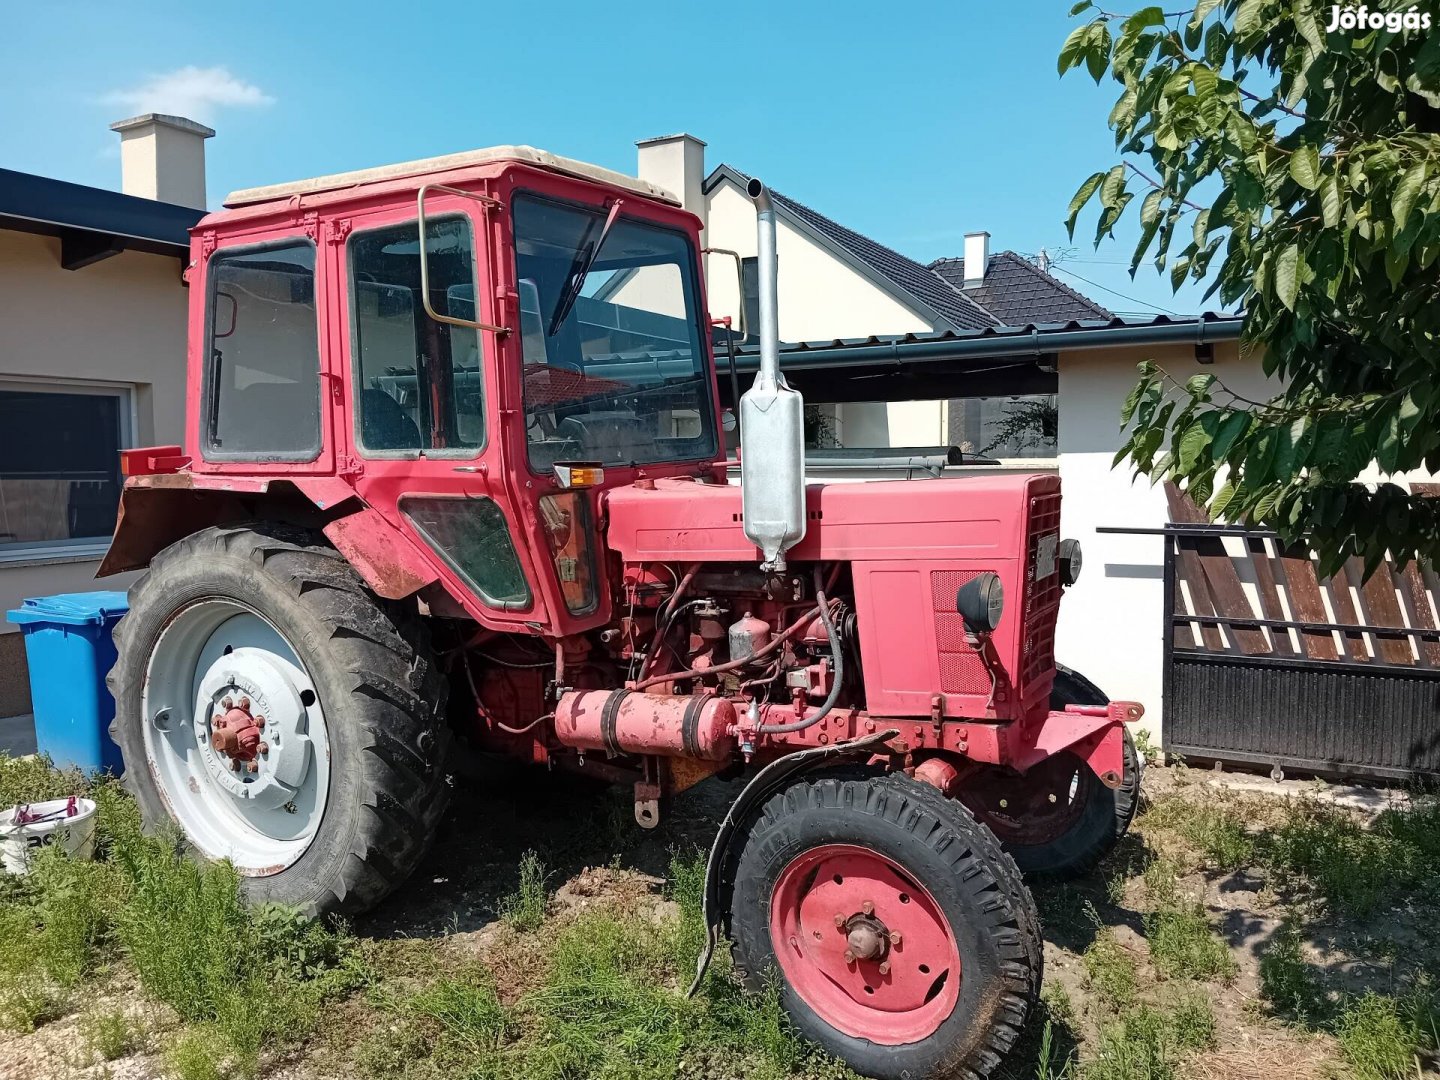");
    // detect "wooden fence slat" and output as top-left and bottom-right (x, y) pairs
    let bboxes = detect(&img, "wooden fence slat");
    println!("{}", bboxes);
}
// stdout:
(1328, 560), (1372, 662)
(1279, 544), (1341, 661)
(1248, 536), (1297, 656)
(1354, 563), (1415, 665)
(1166, 485), (1269, 655)
(1397, 562), (1440, 667)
